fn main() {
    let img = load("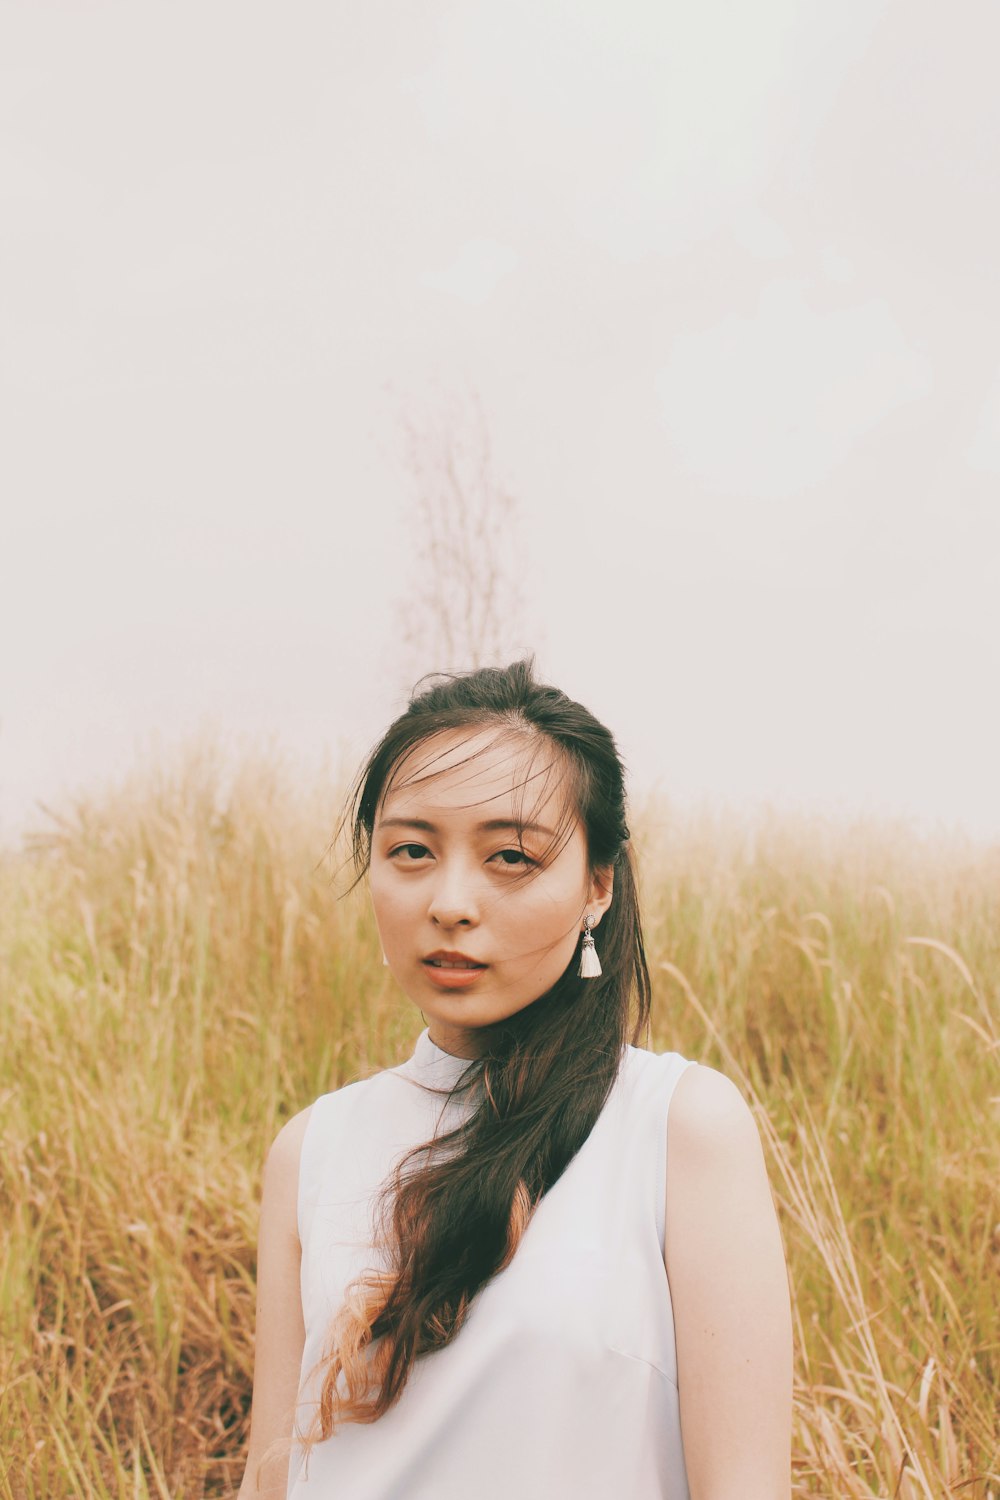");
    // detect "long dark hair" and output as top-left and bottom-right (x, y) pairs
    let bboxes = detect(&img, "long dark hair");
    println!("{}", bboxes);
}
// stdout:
(303, 657), (651, 1443)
